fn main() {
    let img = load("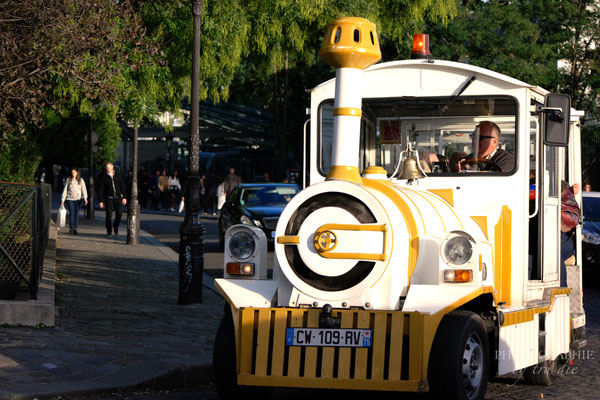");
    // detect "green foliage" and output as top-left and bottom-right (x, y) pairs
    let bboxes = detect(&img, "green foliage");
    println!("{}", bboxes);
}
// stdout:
(427, 0), (600, 122)
(0, 129), (41, 184)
